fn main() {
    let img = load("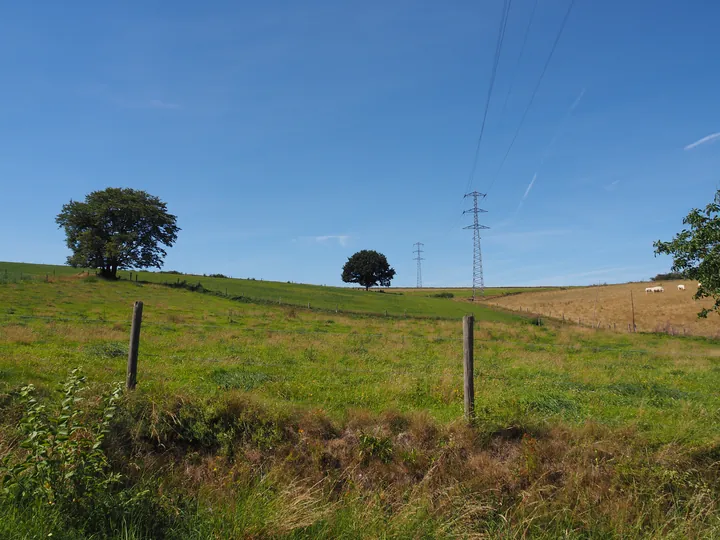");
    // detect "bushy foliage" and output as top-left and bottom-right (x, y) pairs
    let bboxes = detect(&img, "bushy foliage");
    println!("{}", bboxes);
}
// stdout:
(56, 187), (180, 279)
(0, 370), (153, 535)
(341, 250), (396, 290)
(655, 190), (720, 316)
(429, 292), (454, 298)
